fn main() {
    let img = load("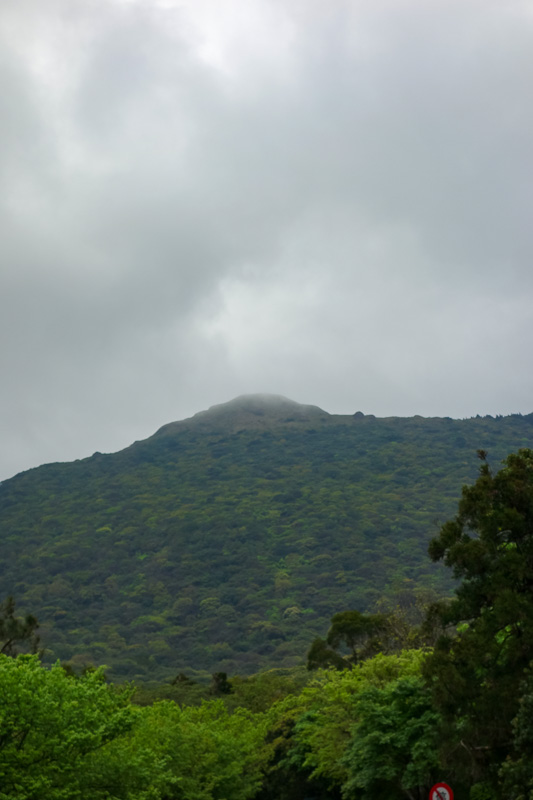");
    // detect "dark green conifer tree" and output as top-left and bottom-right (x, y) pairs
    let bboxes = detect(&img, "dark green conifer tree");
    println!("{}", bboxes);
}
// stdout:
(423, 449), (533, 790)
